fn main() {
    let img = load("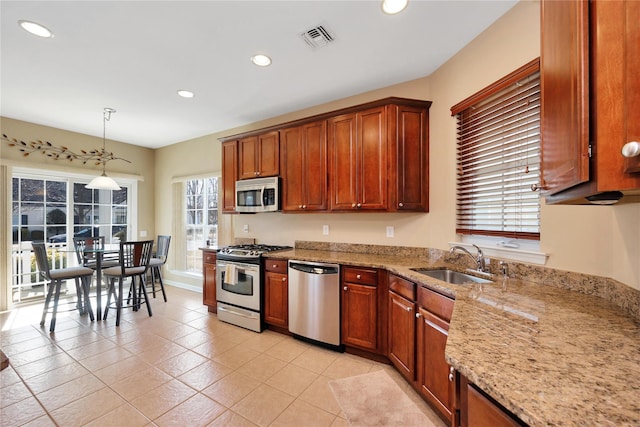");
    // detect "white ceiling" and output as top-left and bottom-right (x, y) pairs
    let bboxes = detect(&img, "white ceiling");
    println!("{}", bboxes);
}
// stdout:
(1, 1), (517, 149)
